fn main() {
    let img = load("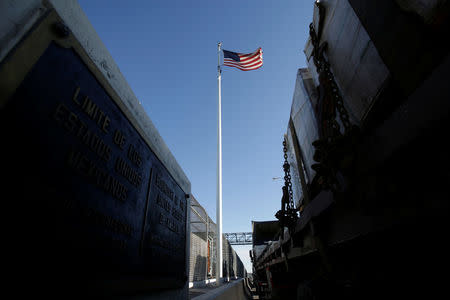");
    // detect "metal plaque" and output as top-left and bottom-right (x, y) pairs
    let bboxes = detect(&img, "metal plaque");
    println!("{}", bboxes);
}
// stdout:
(0, 39), (187, 293)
